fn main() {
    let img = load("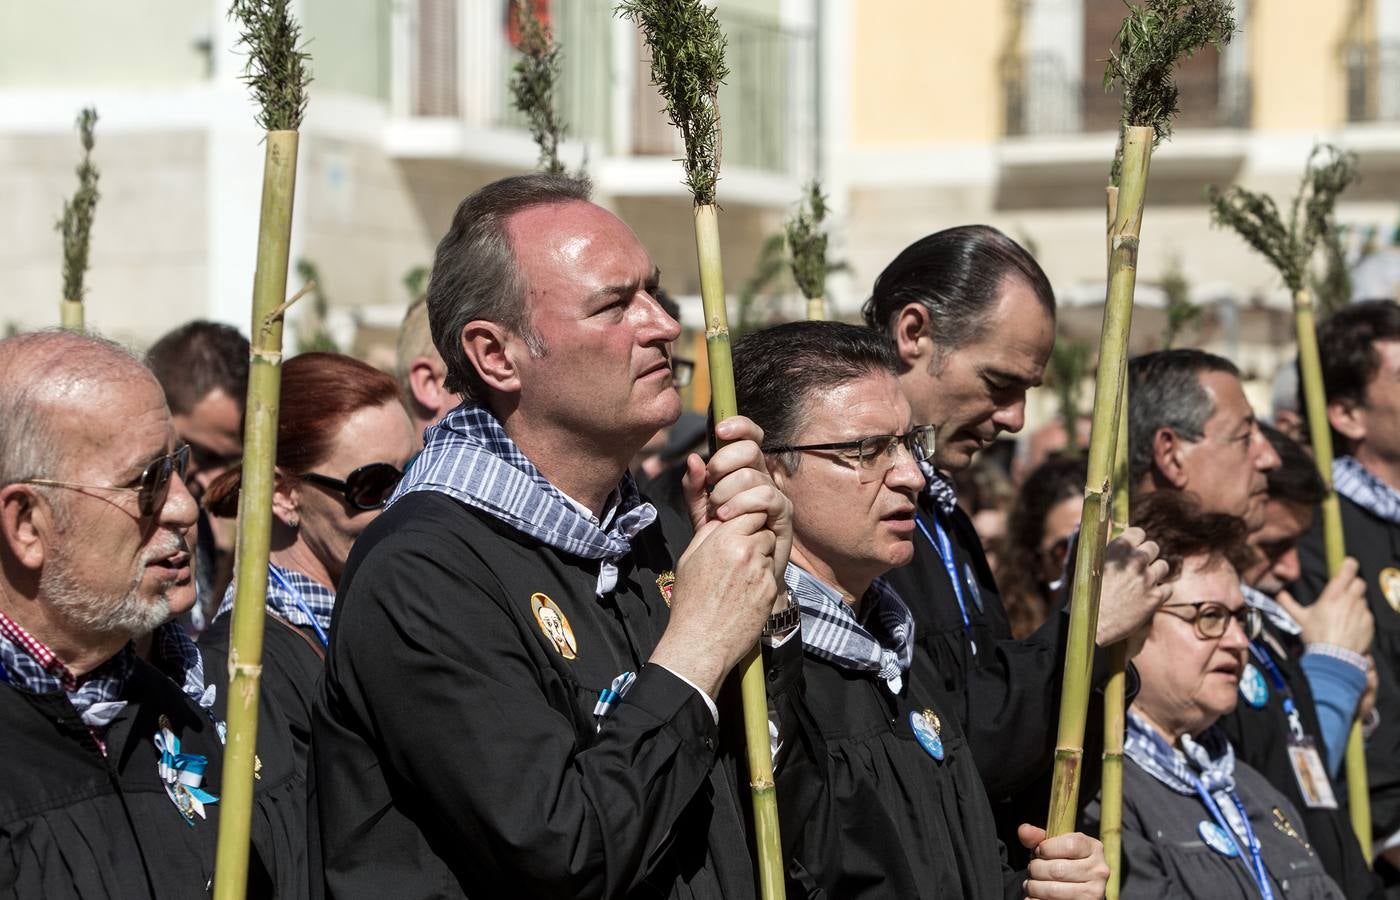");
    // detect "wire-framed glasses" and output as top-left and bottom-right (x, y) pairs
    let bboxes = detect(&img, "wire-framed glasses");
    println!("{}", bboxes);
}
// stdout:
(765, 425), (936, 483)
(21, 444), (191, 518)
